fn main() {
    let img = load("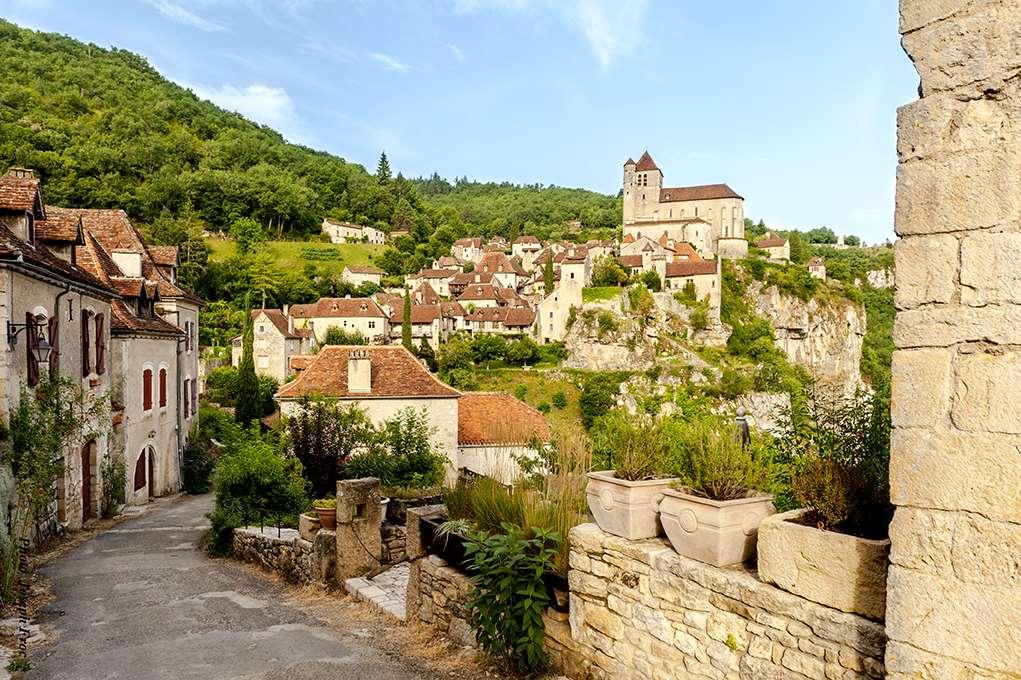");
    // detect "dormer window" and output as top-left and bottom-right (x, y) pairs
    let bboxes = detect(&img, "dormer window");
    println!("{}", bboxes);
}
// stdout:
(26, 212), (35, 245)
